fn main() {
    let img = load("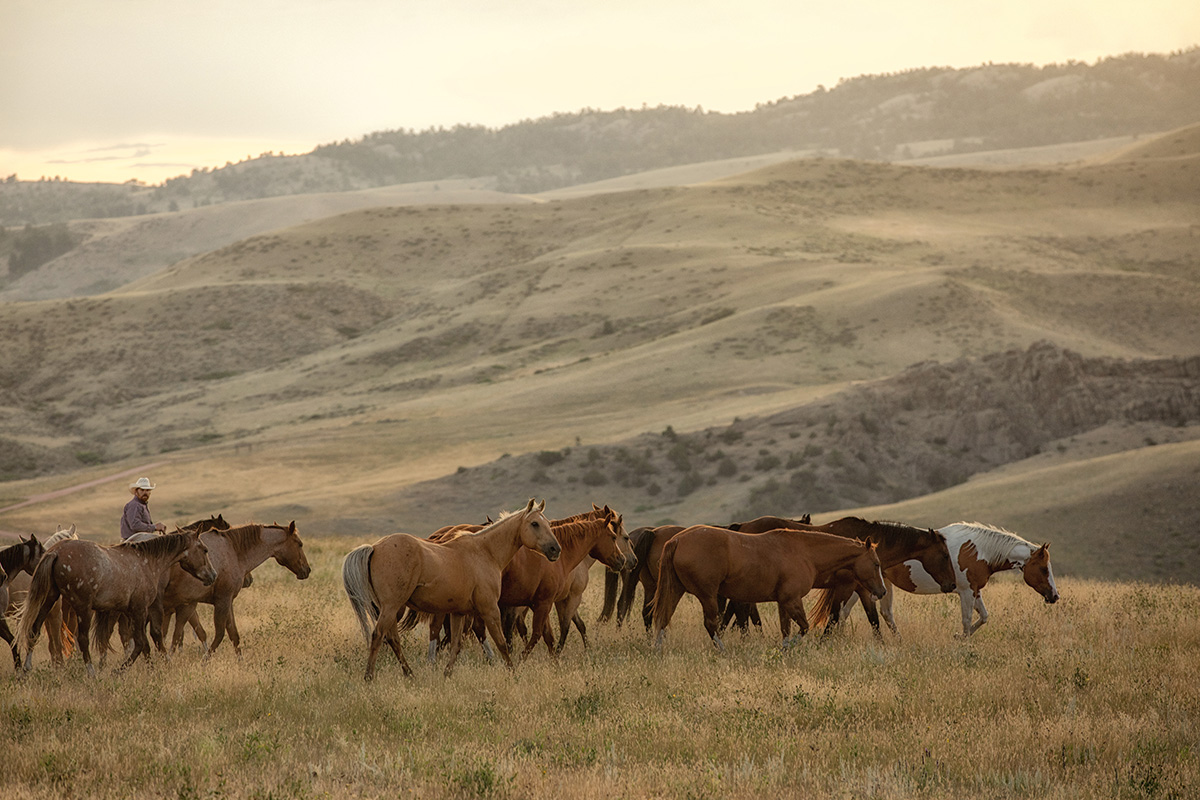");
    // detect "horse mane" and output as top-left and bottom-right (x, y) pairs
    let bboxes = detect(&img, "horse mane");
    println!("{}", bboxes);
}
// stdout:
(212, 523), (287, 556)
(548, 517), (604, 550)
(861, 519), (938, 549)
(941, 521), (1035, 566)
(123, 531), (193, 558)
(44, 528), (78, 547)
